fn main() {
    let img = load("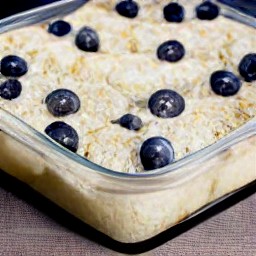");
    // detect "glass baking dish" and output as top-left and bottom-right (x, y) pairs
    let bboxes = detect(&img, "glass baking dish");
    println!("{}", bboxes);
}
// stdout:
(0, 0), (255, 243)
